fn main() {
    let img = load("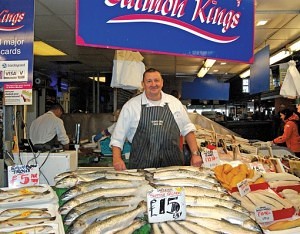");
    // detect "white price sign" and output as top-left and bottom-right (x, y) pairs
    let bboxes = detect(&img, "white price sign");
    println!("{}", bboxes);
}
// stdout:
(237, 179), (250, 197)
(147, 187), (186, 223)
(255, 206), (274, 223)
(8, 165), (39, 188)
(202, 150), (220, 168)
(249, 162), (266, 173)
